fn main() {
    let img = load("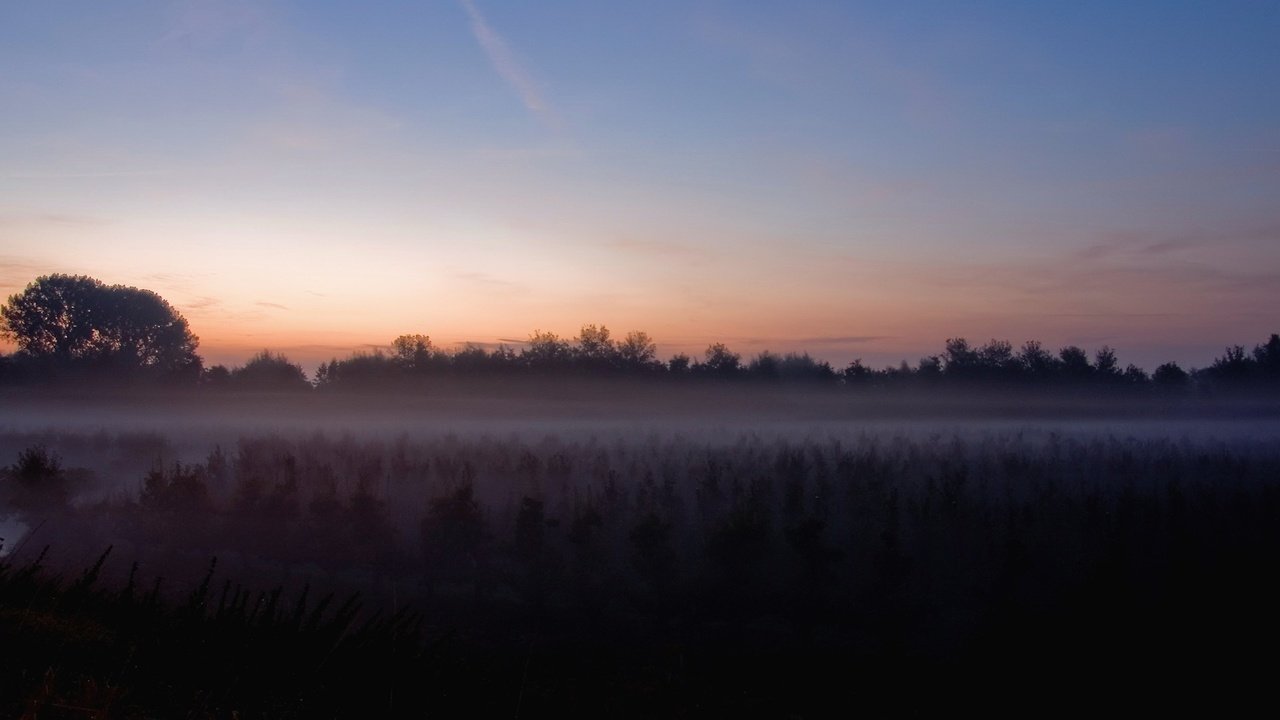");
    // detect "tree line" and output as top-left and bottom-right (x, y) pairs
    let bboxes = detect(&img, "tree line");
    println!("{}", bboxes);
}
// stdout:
(297, 328), (1280, 394)
(2, 273), (1278, 393)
